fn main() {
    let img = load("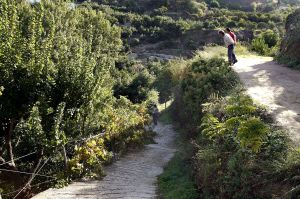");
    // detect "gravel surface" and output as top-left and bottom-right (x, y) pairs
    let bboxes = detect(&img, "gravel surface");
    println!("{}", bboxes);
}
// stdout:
(32, 123), (176, 199)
